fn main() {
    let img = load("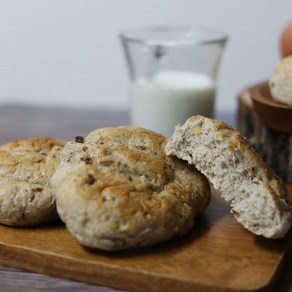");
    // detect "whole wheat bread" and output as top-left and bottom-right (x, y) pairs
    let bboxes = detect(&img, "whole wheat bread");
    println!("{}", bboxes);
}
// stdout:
(166, 115), (292, 238)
